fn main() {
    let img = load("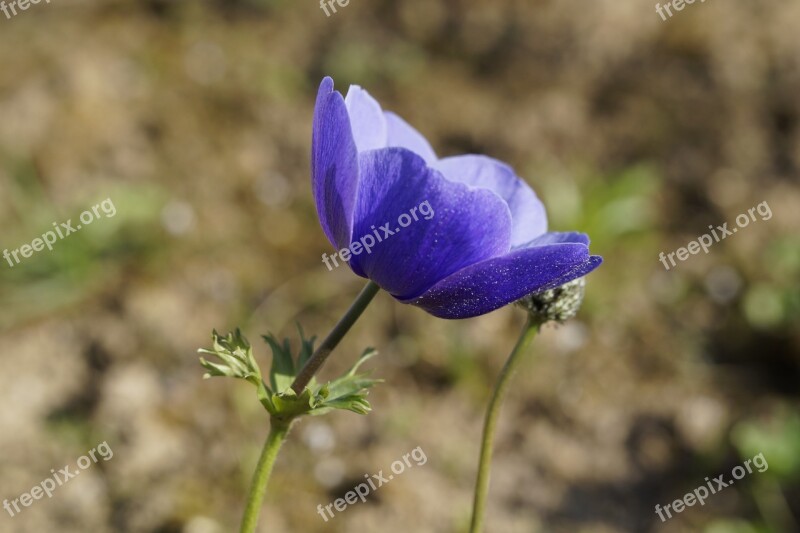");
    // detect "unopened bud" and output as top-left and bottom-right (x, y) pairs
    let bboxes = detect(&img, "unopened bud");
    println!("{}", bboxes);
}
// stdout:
(515, 277), (586, 324)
